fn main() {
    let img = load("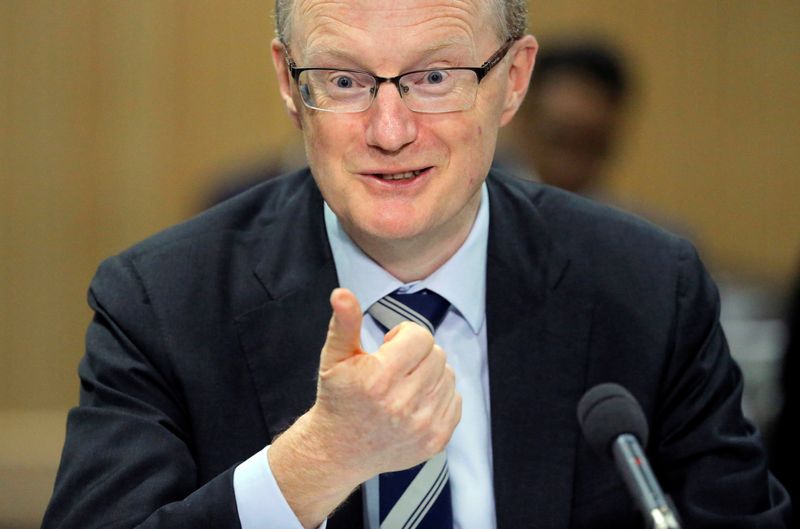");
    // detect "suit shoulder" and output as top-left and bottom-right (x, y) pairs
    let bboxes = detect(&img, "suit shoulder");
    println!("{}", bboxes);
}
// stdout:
(488, 169), (688, 256)
(116, 168), (315, 262)
(89, 168), (320, 305)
